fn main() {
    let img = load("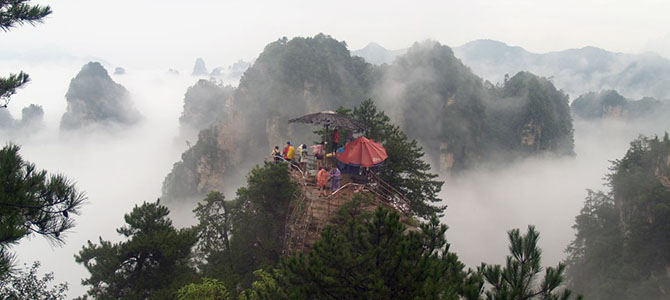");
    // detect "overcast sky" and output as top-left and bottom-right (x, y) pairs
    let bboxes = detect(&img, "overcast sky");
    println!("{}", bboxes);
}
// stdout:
(2, 0), (670, 69)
